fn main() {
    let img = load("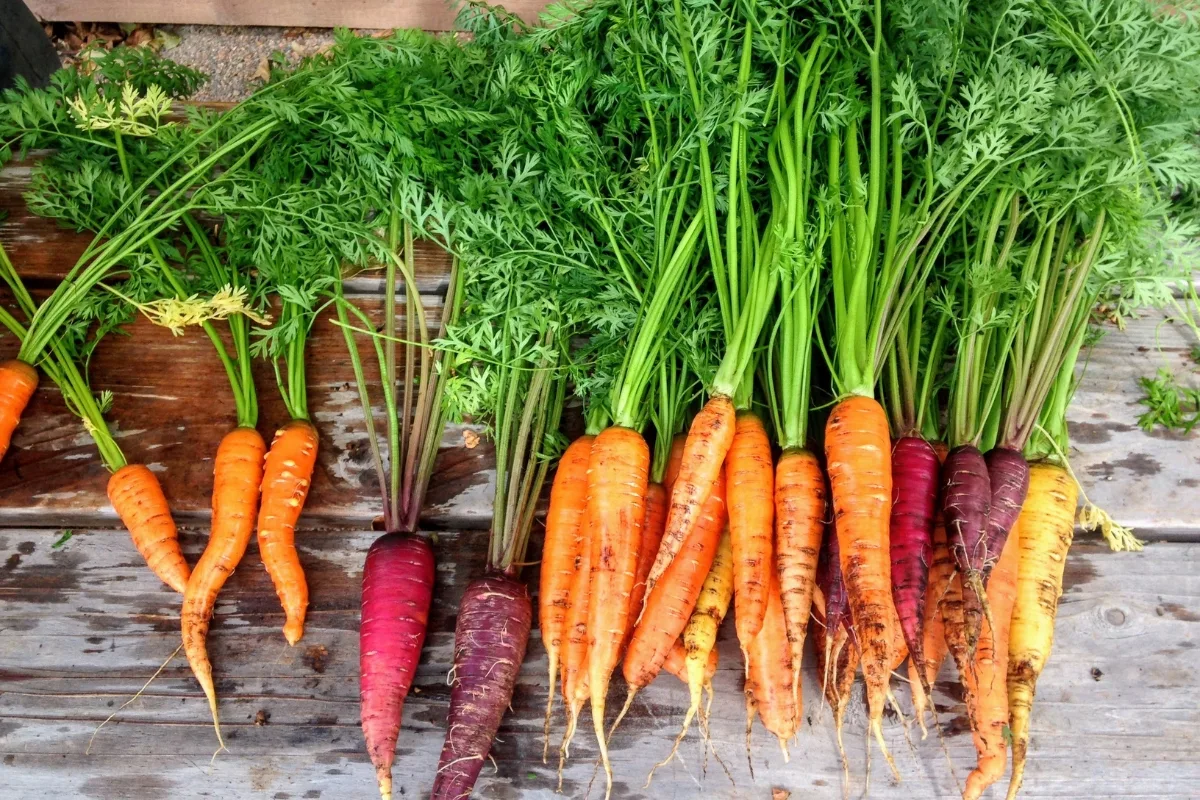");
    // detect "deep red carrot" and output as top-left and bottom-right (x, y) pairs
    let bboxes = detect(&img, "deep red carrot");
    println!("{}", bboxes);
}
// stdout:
(889, 436), (939, 695)
(431, 573), (531, 800)
(942, 444), (991, 654)
(0, 359), (37, 463)
(982, 446), (1029, 581)
(360, 533), (435, 800)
